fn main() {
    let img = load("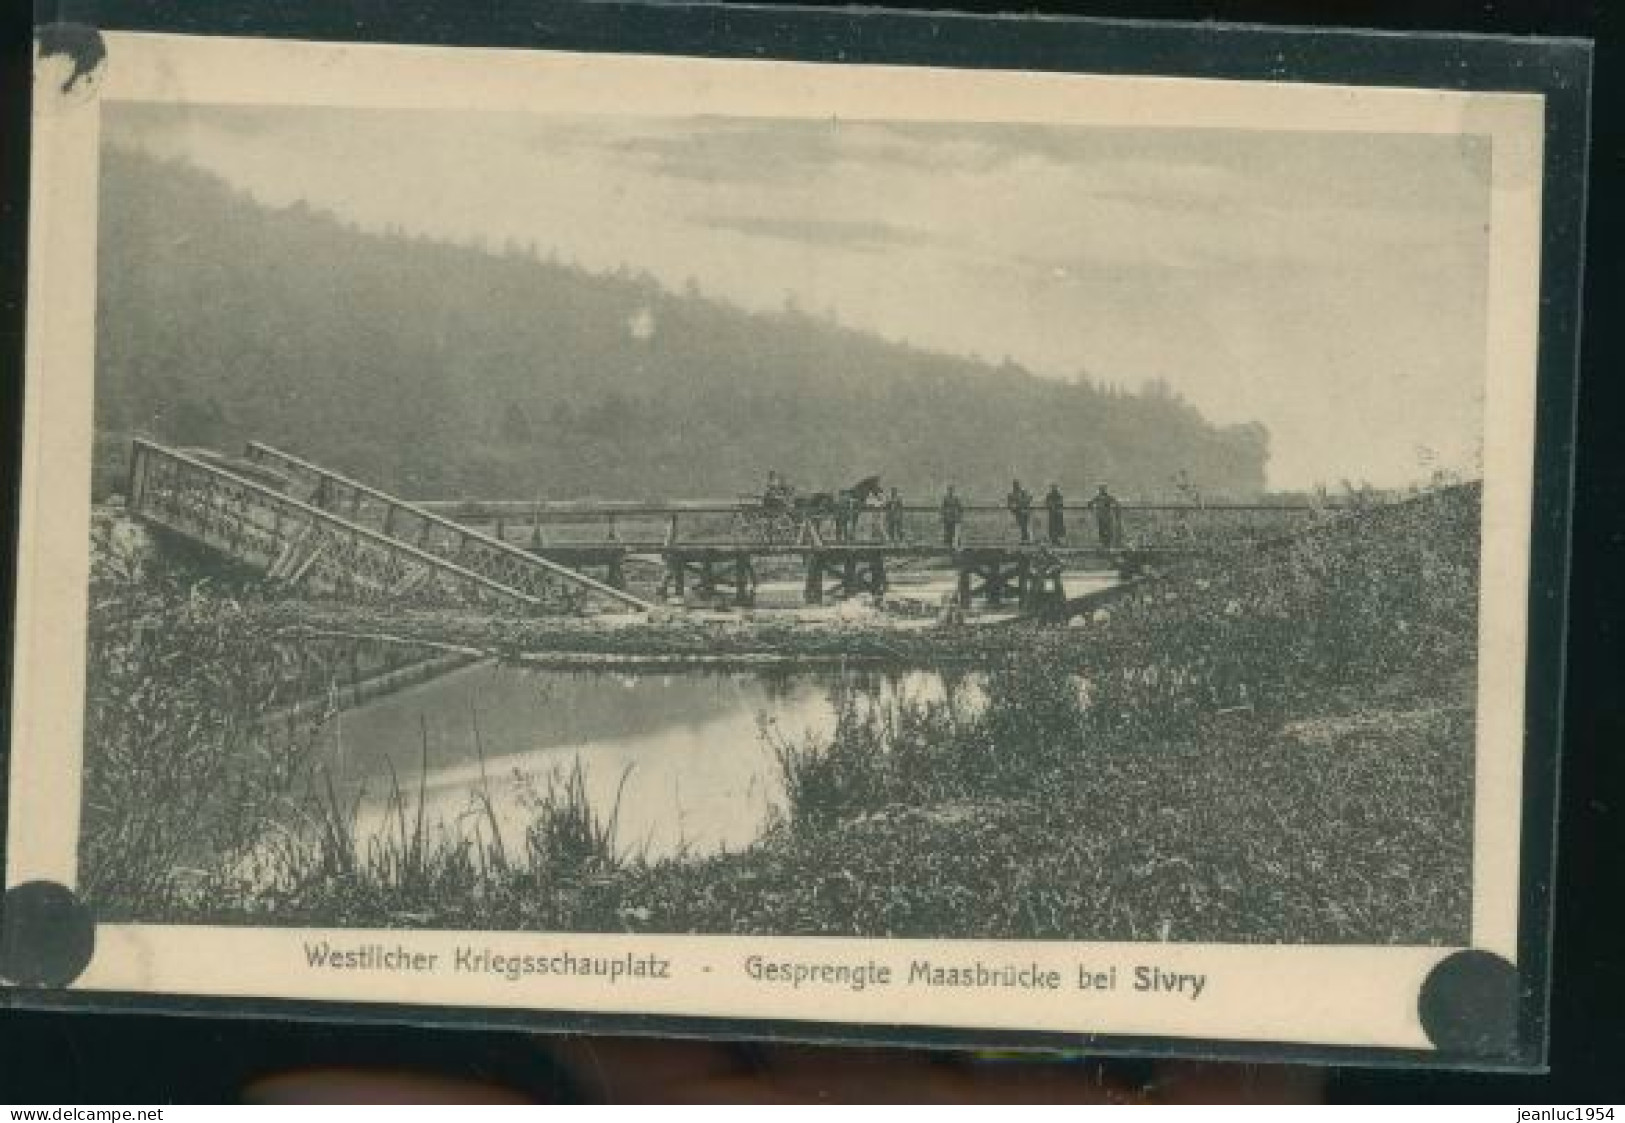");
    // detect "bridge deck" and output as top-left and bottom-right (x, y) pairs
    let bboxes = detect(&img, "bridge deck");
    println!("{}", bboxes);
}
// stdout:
(454, 500), (1324, 564)
(124, 439), (1335, 616)
(531, 541), (1193, 560)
